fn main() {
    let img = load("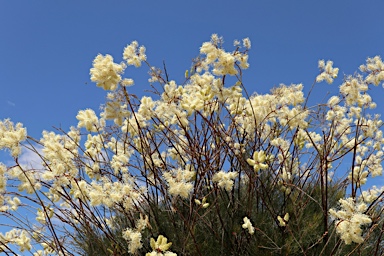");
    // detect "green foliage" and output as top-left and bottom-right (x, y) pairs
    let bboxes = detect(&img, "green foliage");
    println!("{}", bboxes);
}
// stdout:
(74, 176), (350, 255)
